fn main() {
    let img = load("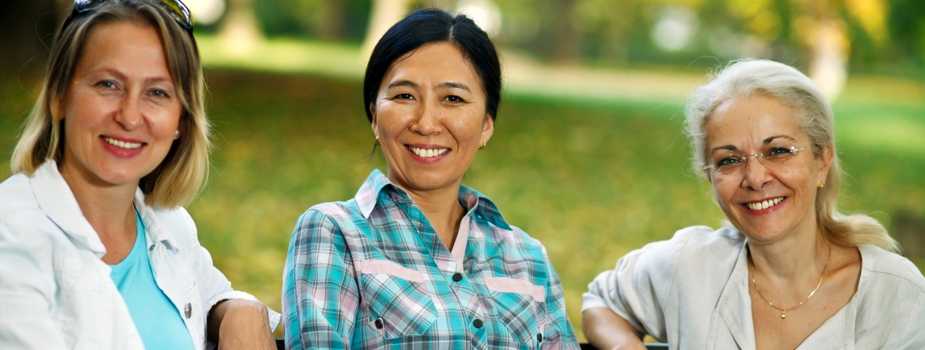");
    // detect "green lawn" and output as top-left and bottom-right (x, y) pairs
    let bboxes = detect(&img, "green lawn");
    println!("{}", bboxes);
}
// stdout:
(1, 67), (922, 339)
